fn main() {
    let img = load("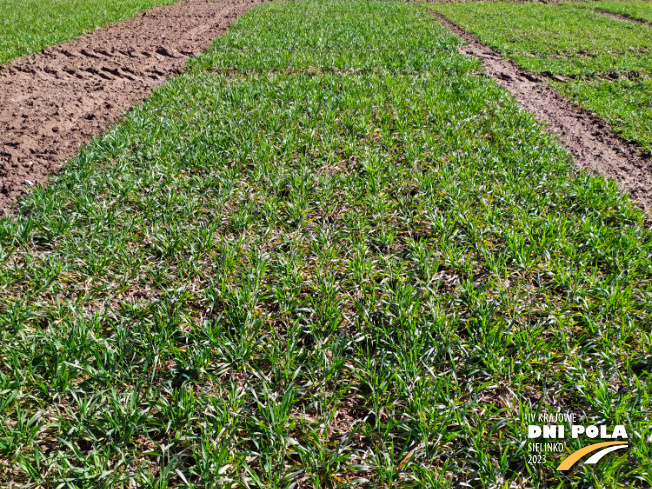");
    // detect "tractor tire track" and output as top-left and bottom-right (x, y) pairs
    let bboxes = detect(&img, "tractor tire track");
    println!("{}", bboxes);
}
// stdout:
(0, 0), (265, 210)
(432, 11), (652, 213)
(593, 8), (652, 27)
